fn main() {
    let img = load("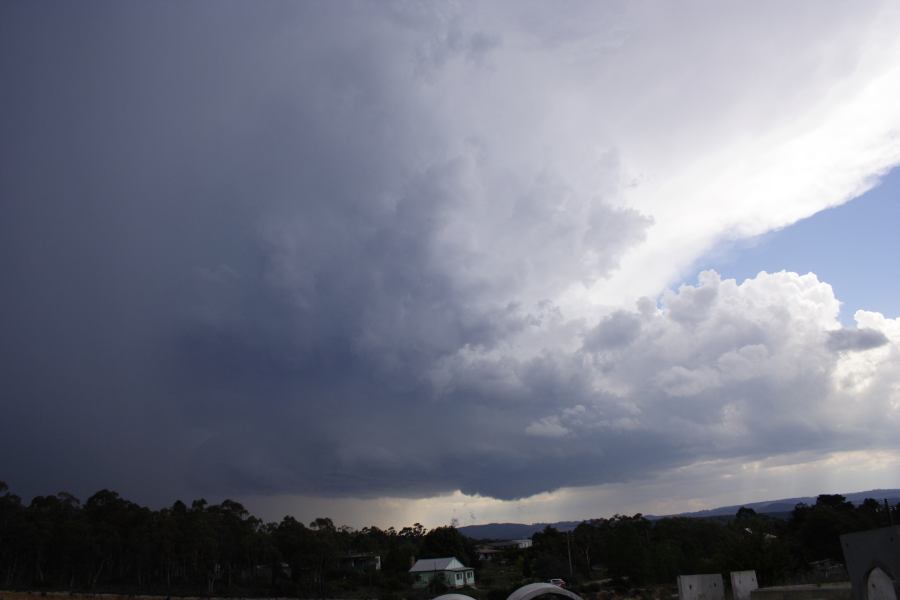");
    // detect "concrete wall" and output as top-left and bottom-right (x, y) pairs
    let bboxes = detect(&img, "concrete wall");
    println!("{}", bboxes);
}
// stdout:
(841, 526), (900, 600)
(731, 570), (759, 600)
(678, 574), (724, 600)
